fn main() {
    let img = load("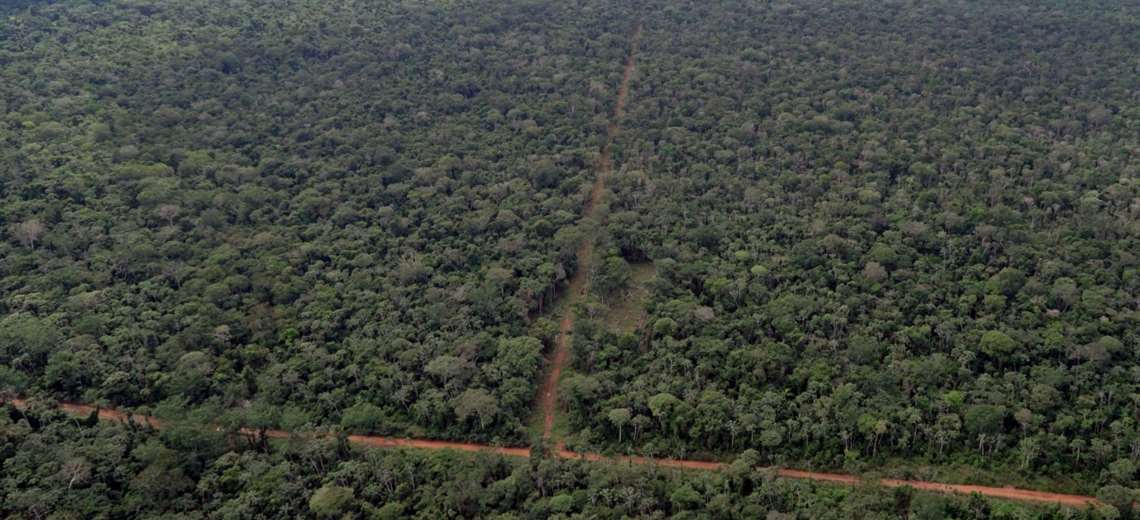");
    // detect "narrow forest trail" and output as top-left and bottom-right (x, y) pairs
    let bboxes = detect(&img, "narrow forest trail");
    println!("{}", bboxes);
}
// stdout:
(533, 20), (643, 441)
(0, 16), (1108, 516)
(4, 19), (1103, 510)
(3, 398), (1101, 508)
